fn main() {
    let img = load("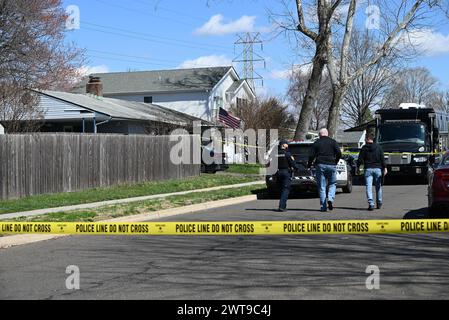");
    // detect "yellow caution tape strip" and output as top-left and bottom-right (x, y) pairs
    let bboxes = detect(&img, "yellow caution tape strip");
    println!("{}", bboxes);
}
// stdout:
(2, 220), (449, 236)
(342, 152), (443, 156)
